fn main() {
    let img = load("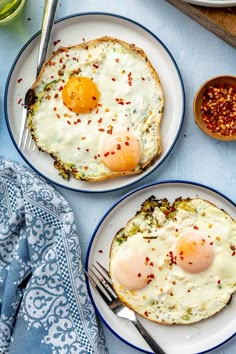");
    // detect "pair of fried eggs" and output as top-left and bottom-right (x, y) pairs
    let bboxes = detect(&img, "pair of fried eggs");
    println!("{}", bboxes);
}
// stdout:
(28, 36), (164, 181)
(110, 196), (236, 325)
